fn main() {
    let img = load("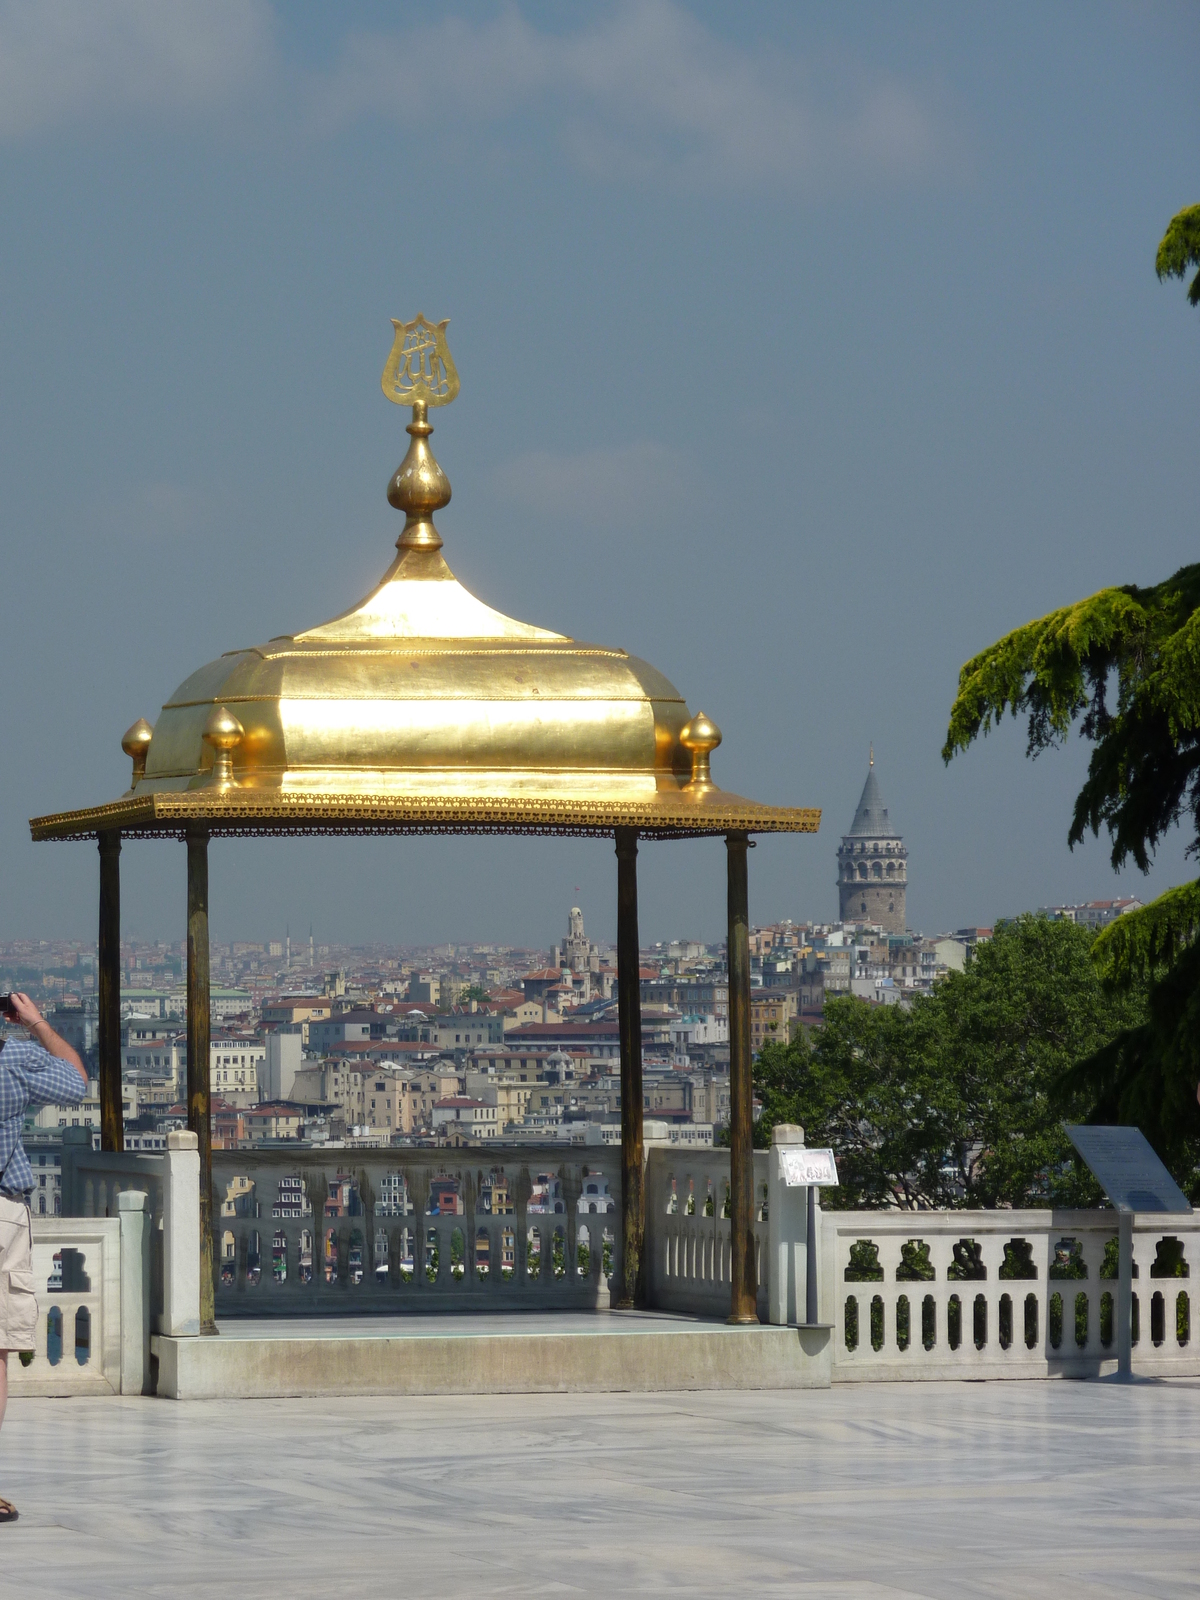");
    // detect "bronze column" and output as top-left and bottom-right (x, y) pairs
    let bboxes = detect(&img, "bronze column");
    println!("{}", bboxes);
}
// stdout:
(726, 830), (758, 1323)
(615, 825), (645, 1309)
(186, 826), (217, 1334)
(97, 830), (123, 1153)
